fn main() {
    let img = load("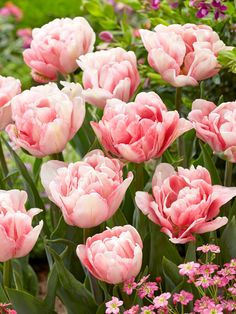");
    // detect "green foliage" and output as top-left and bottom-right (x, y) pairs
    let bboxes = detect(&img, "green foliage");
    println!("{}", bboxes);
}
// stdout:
(218, 48), (236, 74)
